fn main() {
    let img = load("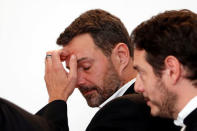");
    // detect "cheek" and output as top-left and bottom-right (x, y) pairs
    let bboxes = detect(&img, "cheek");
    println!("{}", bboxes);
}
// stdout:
(145, 74), (158, 91)
(93, 64), (109, 84)
(93, 71), (106, 87)
(82, 69), (105, 88)
(145, 80), (159, 96)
